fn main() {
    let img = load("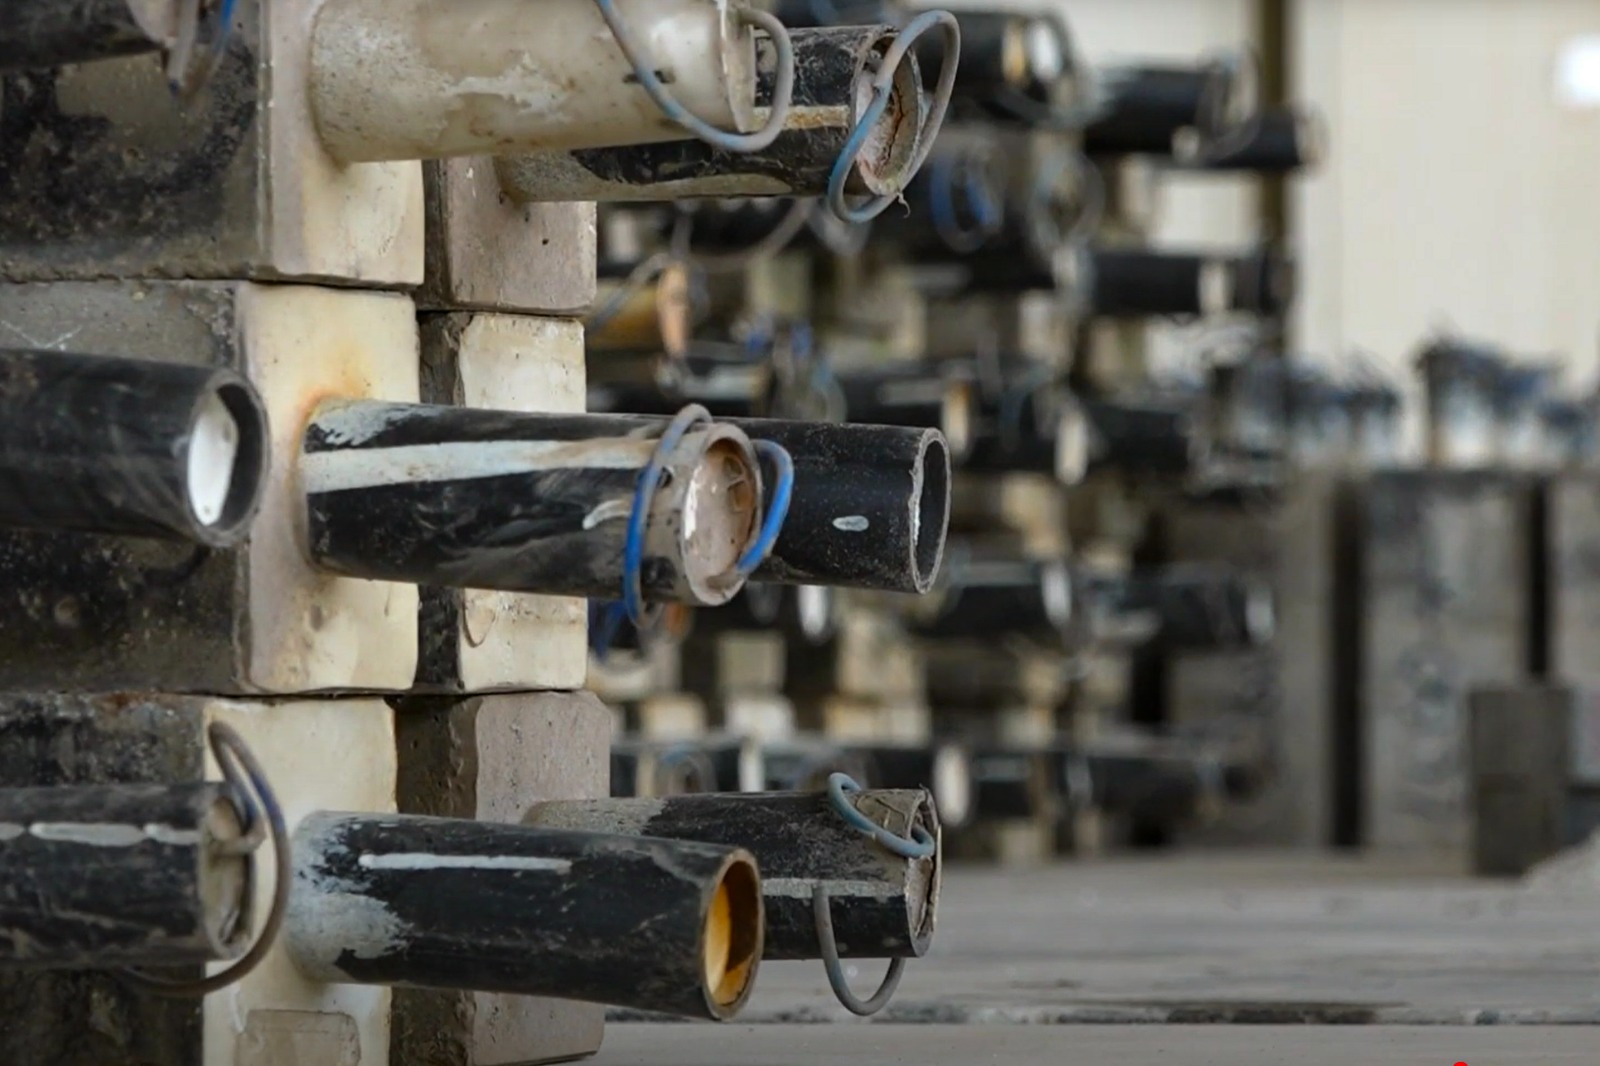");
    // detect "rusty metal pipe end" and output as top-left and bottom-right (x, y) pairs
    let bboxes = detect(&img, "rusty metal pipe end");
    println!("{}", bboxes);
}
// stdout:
(653, 425), (764, 607)
(848, 31), (928, 197)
